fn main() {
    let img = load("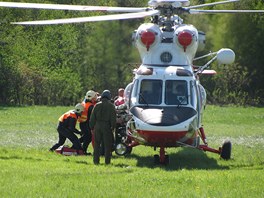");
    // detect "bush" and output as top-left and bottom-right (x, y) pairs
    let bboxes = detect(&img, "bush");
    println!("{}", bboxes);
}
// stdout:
(201, 63), (260, 106)
(42, 68), (83, 106)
